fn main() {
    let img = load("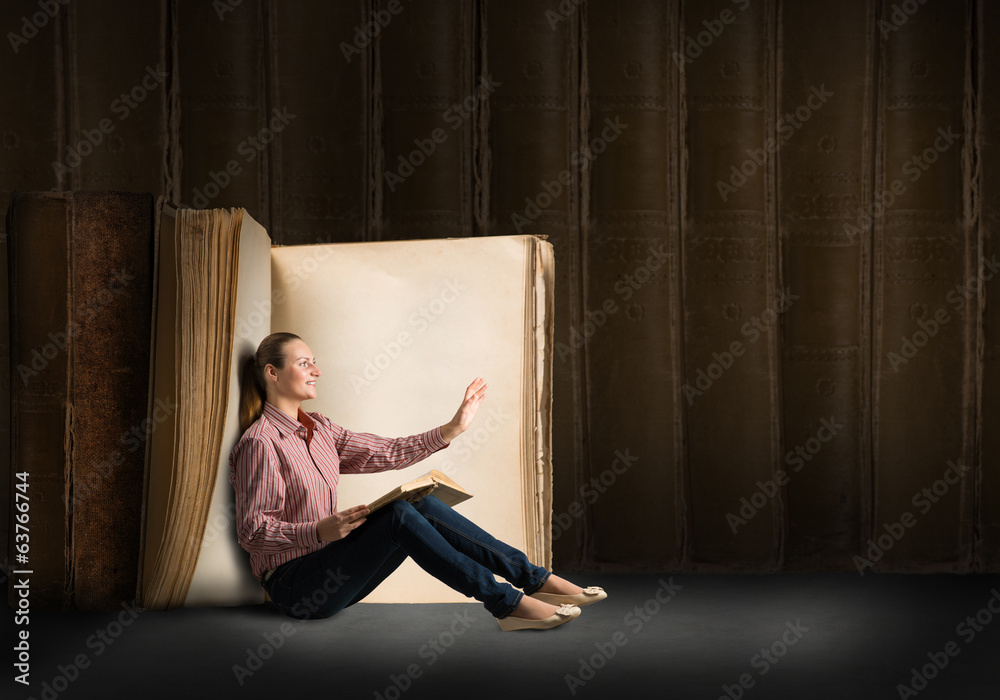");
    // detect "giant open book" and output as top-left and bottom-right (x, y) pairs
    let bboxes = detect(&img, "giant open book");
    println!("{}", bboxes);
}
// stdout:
(138, 203), (554, 609)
